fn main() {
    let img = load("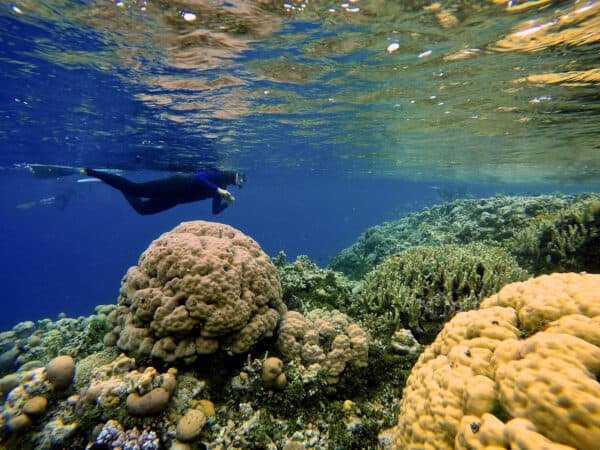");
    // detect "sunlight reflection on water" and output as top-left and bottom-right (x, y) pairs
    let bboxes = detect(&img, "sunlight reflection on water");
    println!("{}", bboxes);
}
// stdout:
(1, 0), (598, 184)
